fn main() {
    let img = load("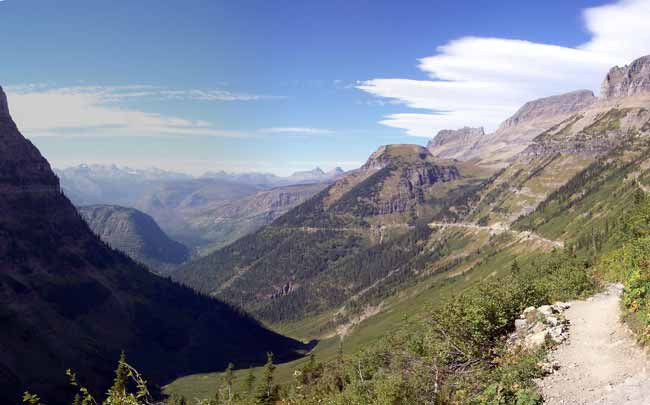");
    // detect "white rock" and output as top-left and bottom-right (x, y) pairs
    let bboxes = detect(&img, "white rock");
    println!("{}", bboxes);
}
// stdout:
(546, 316), (559, 326)
(525, 330), (549, 348)
(553, 301), (571, 311)
(538, 305), (556, 317)
(531, 322), (547, 333)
